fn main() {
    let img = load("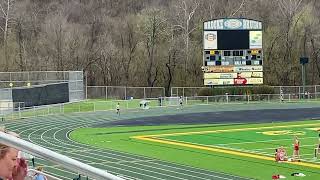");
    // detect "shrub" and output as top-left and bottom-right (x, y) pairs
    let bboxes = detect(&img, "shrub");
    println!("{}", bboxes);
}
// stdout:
(197, 85), (275, 96)
(198, 88), (212, 96)
(252, 85), (275, 94)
